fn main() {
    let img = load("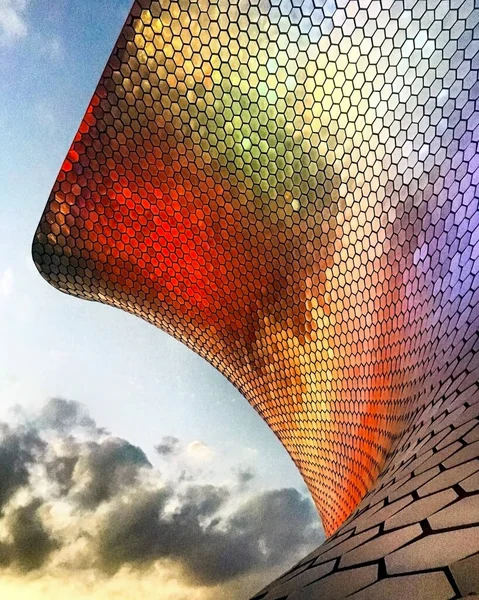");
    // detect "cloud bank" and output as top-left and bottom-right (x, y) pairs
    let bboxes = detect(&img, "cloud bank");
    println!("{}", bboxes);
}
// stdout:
(0, 398), (322, 597)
